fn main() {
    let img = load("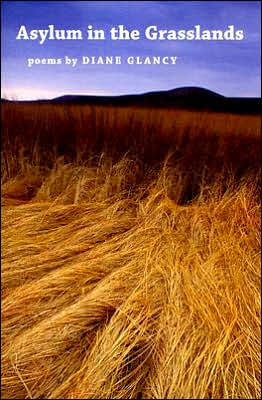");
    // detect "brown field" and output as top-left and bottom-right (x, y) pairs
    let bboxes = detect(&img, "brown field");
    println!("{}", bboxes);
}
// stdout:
(1, 102), (261, 399)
